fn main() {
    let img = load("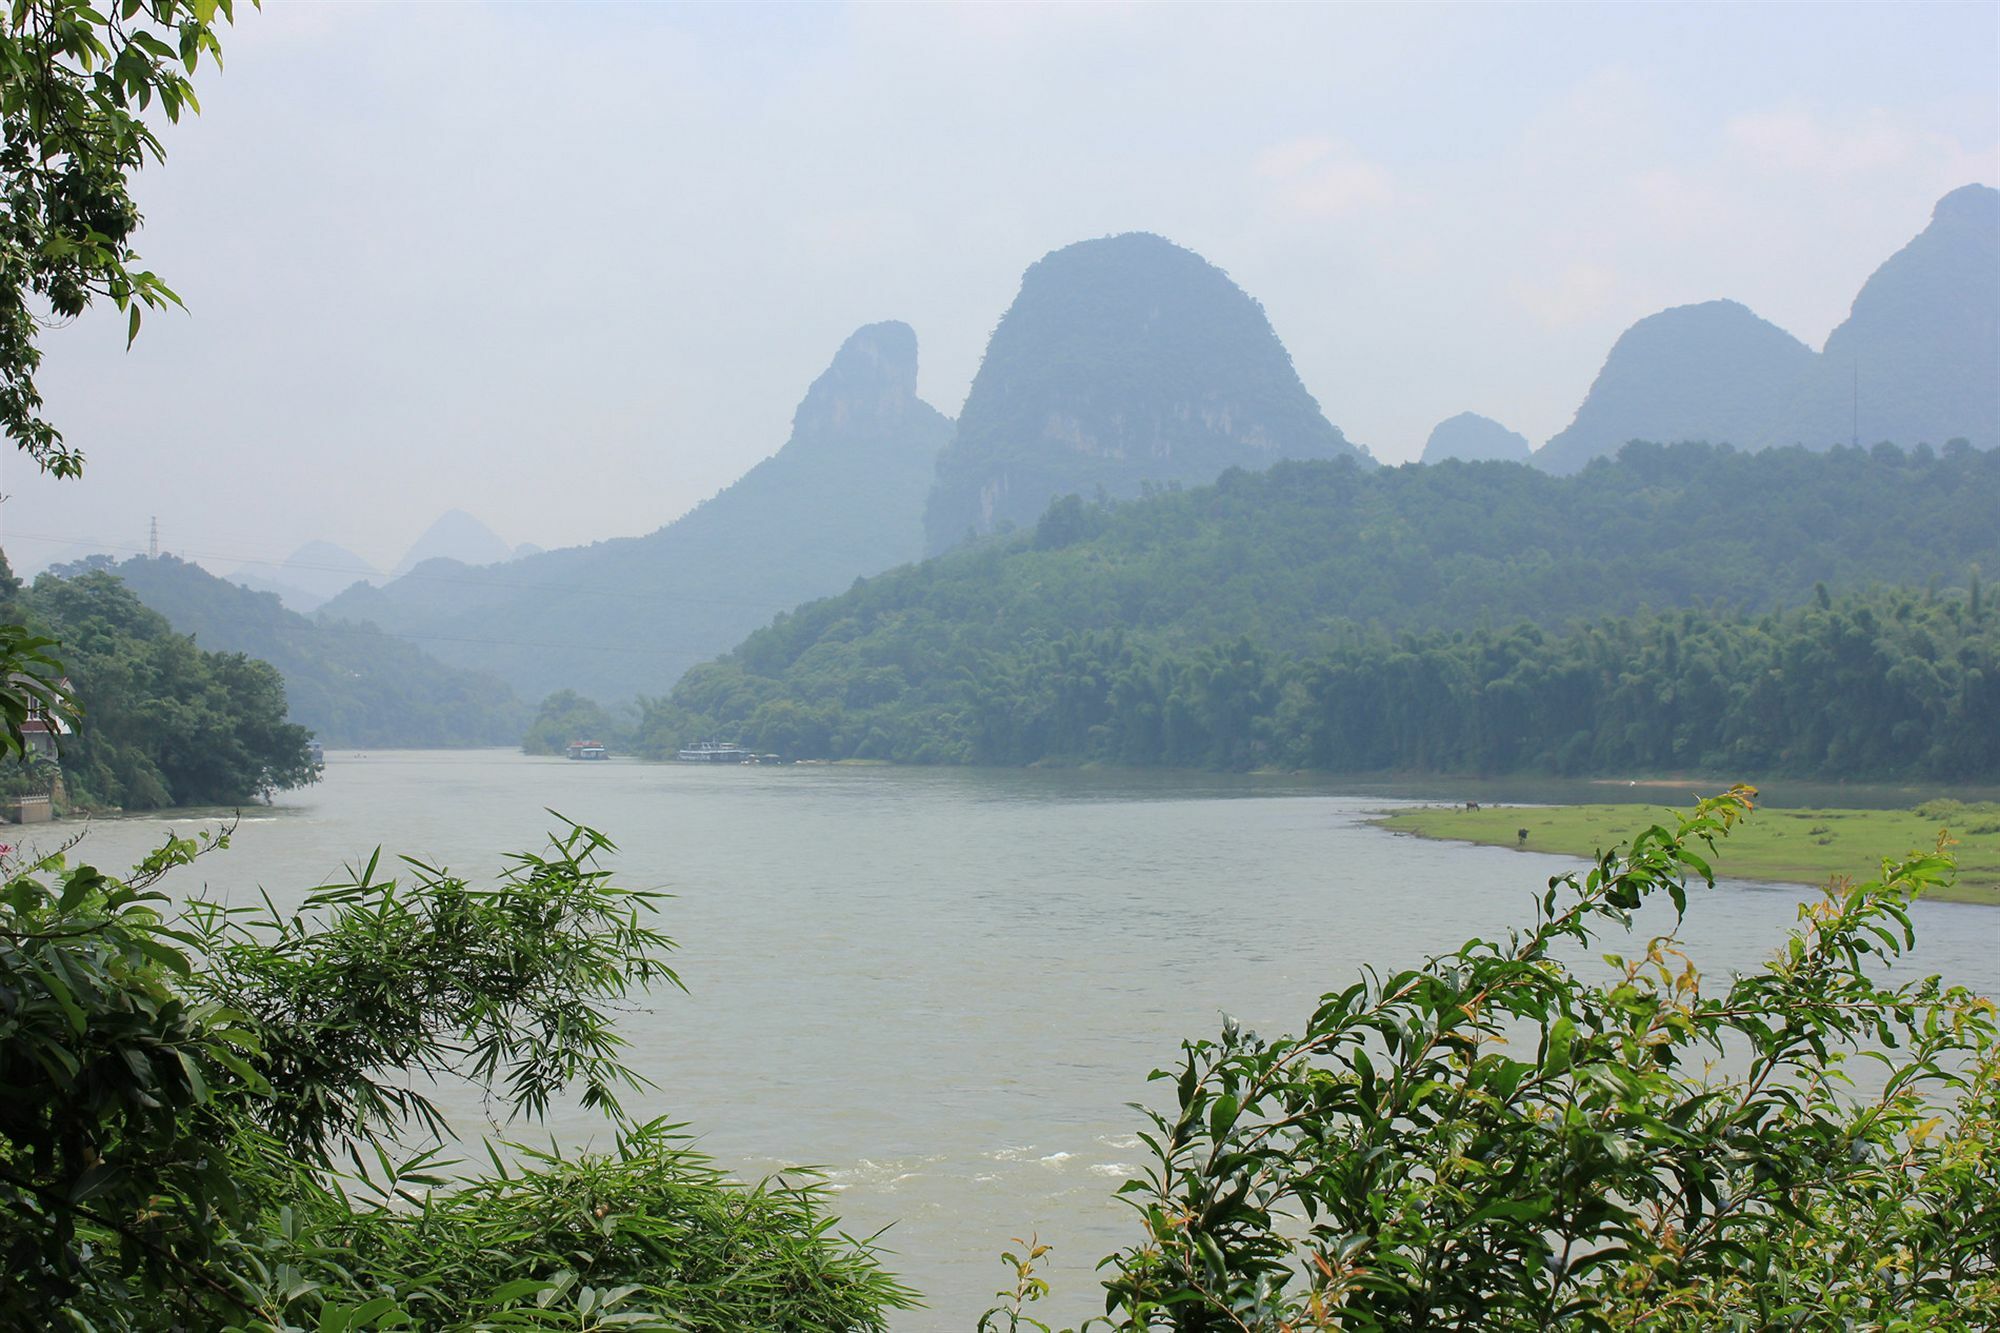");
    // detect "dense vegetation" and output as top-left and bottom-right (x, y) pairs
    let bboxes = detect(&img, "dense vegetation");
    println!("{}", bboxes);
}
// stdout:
(104, 553), (526, 747)
(1, 822), (912, 1330)
(653, 583), (1996, 780)
(992, 792), (1997, 1329)
(643, 443), (2000, 779)
(521, 689), (633, 756)
(924, 232), (1367, 553)
(0, 557), (316, 809)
